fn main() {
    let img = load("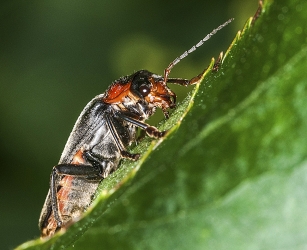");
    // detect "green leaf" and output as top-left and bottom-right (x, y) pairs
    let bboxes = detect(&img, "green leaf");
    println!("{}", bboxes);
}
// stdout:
(17, 0), (307, 249)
